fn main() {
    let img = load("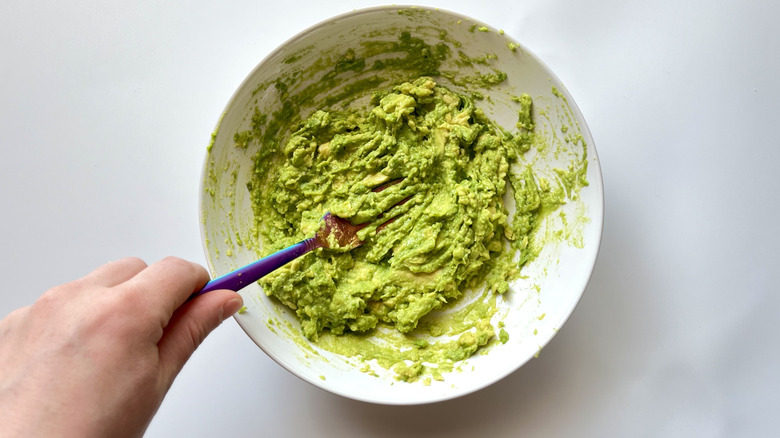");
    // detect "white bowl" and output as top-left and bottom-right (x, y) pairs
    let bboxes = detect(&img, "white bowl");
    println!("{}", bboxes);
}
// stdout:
(200, 5), (603, 404)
